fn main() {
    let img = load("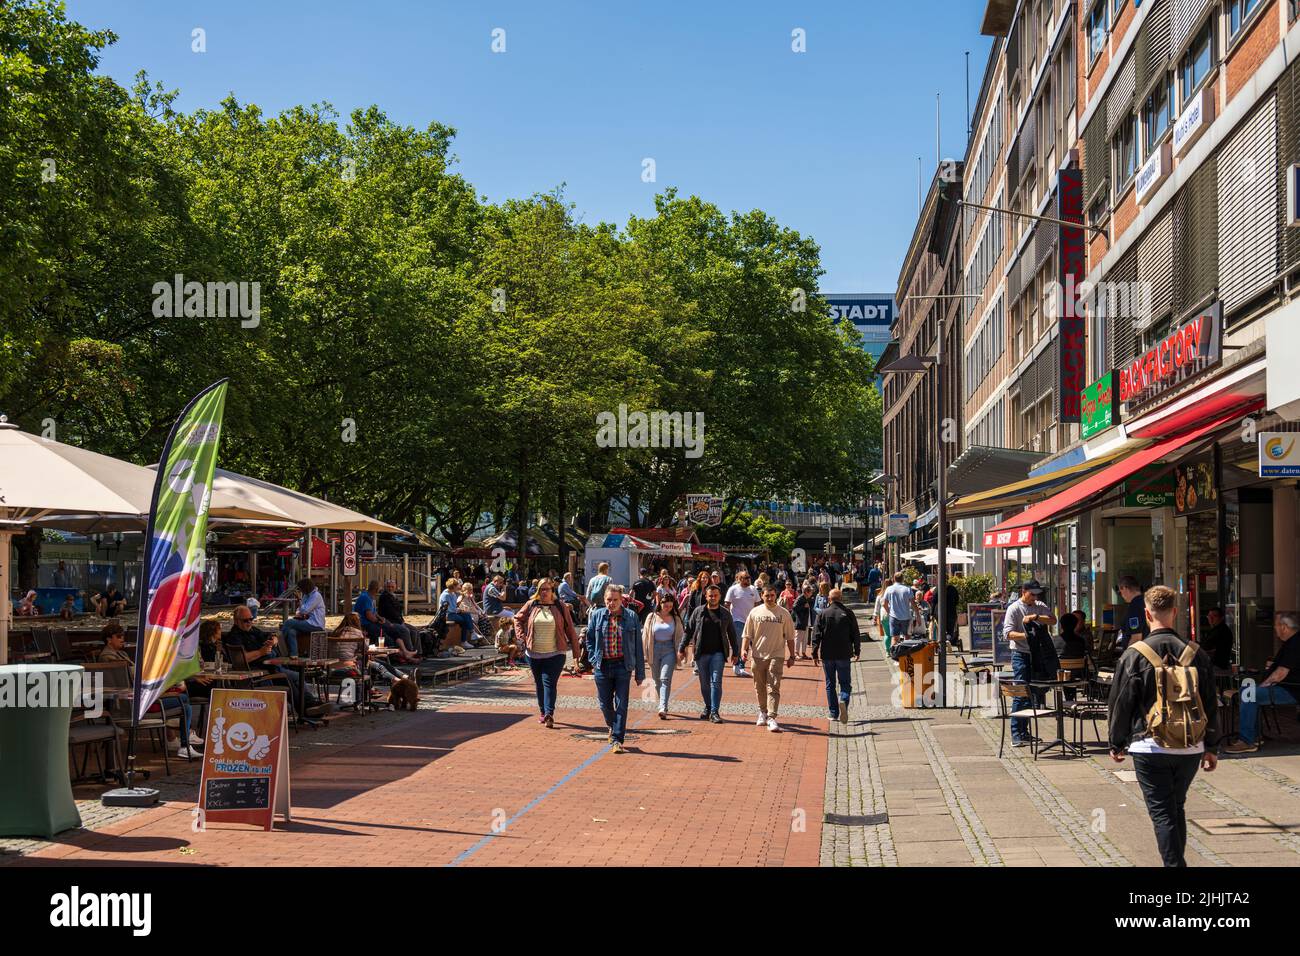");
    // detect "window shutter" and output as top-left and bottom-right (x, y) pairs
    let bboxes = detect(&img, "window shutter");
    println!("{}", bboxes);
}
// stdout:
(1083, 102), (1110, 207)
(1108, 251), (1140, 370)
(1136, 209), (1175, 326)
(1279, 57), (1300, 271)
(1174, 153), (1219, 316)
(1106, 54), (1137, 138)
(1135, 0), (1173, 98)
(1171, 0), (1210, 54)
(1218, 95), (1278, 312)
